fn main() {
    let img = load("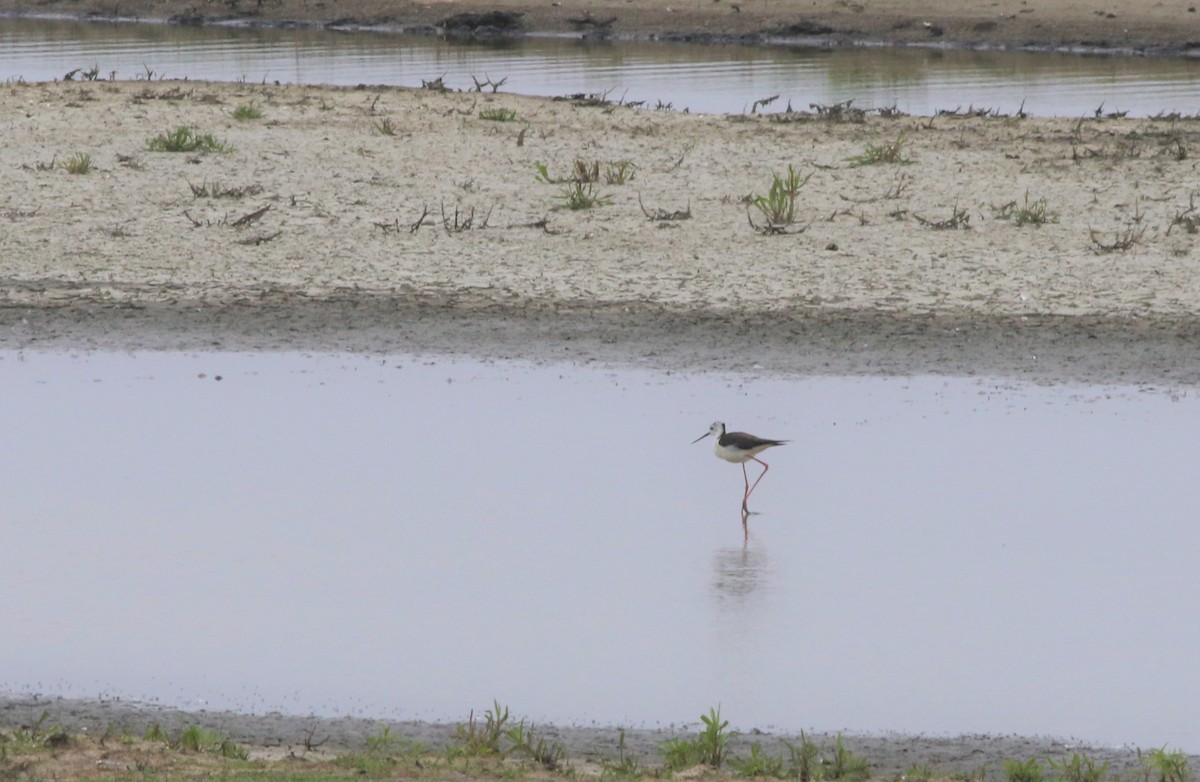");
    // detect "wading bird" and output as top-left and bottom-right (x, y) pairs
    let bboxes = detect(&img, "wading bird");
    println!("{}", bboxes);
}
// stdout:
(692, 421), (787, 523)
